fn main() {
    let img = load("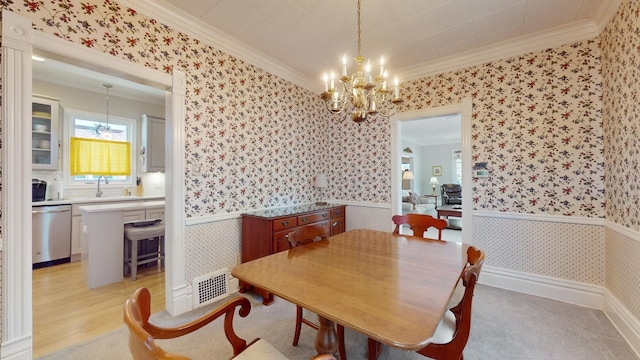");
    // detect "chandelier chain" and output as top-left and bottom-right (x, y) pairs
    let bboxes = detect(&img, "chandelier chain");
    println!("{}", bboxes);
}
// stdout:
(357, 0), (361, 57)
